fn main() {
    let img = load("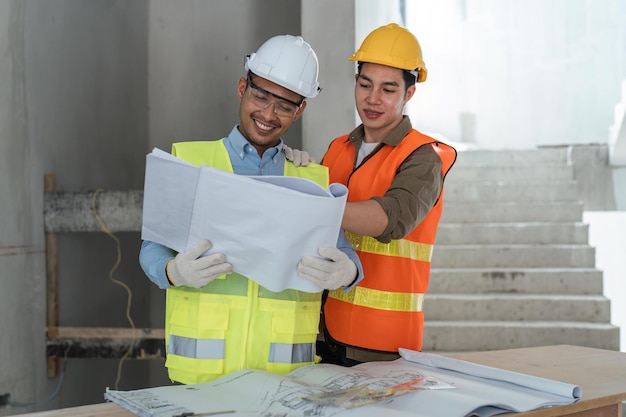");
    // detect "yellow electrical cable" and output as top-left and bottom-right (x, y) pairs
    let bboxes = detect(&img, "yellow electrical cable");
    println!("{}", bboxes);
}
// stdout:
(91, 189), (136, 390)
